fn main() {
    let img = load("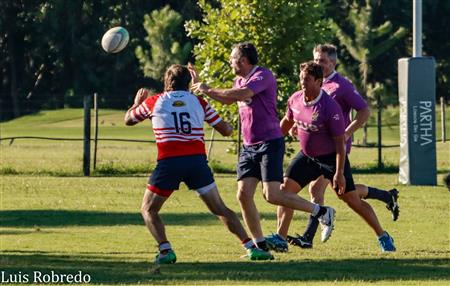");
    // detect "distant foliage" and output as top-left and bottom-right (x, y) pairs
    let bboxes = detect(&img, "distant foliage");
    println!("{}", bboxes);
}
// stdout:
(331, 0), (406, 103)
(136, 6), (192, 82)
